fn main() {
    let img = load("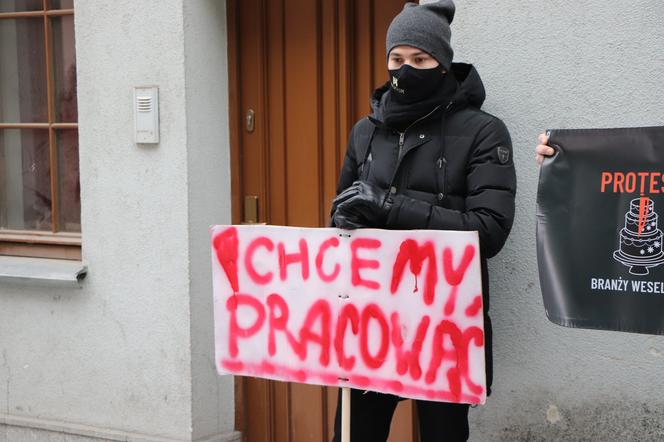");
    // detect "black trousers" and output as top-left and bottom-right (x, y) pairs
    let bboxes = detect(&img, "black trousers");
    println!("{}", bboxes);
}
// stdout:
(332, 389), (469, 442)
